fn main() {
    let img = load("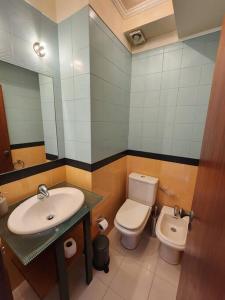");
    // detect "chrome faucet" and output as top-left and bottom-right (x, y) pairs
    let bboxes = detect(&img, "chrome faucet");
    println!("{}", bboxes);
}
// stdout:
(174, 205), (194, 230)
(37, 184), (49, 200)
(179, 208), (194, 221)
(174, 205), (181, 217)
